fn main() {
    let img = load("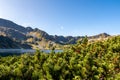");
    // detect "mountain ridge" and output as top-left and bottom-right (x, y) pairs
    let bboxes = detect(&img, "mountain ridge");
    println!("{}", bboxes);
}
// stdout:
(0, 18), (111, 49)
